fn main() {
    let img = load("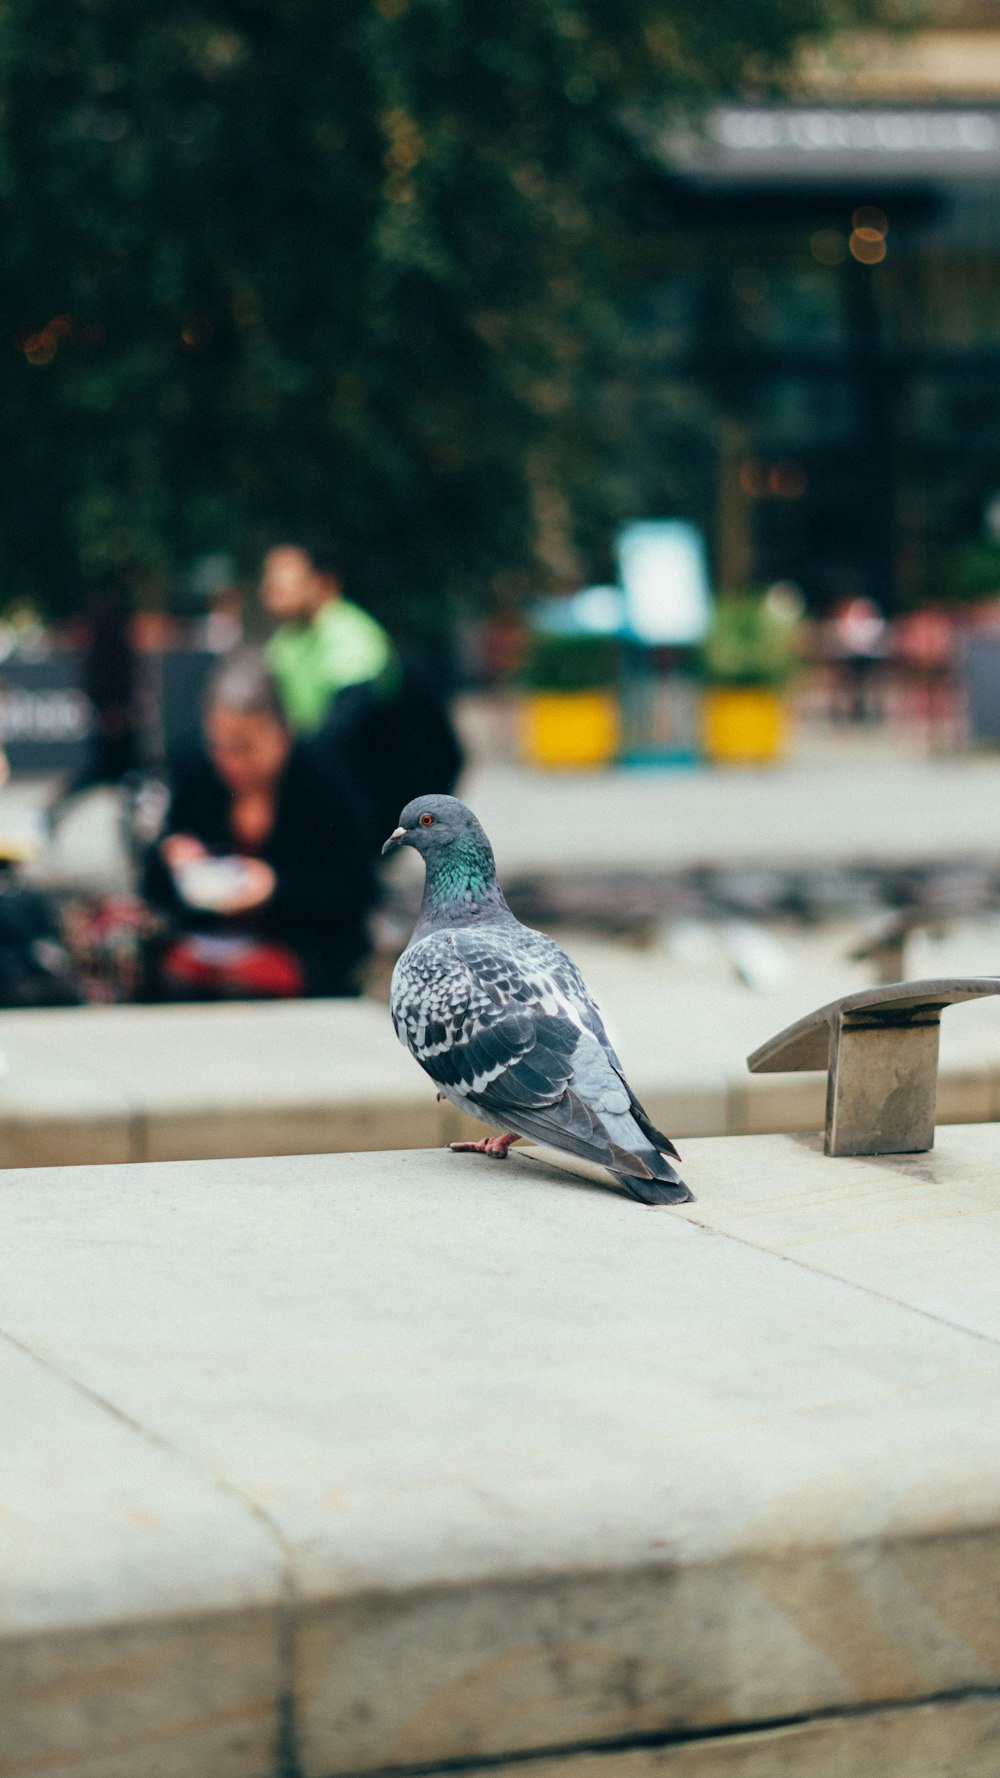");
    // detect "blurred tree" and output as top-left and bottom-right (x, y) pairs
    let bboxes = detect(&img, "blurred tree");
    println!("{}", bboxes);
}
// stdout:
(0, 0), (883, 625)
